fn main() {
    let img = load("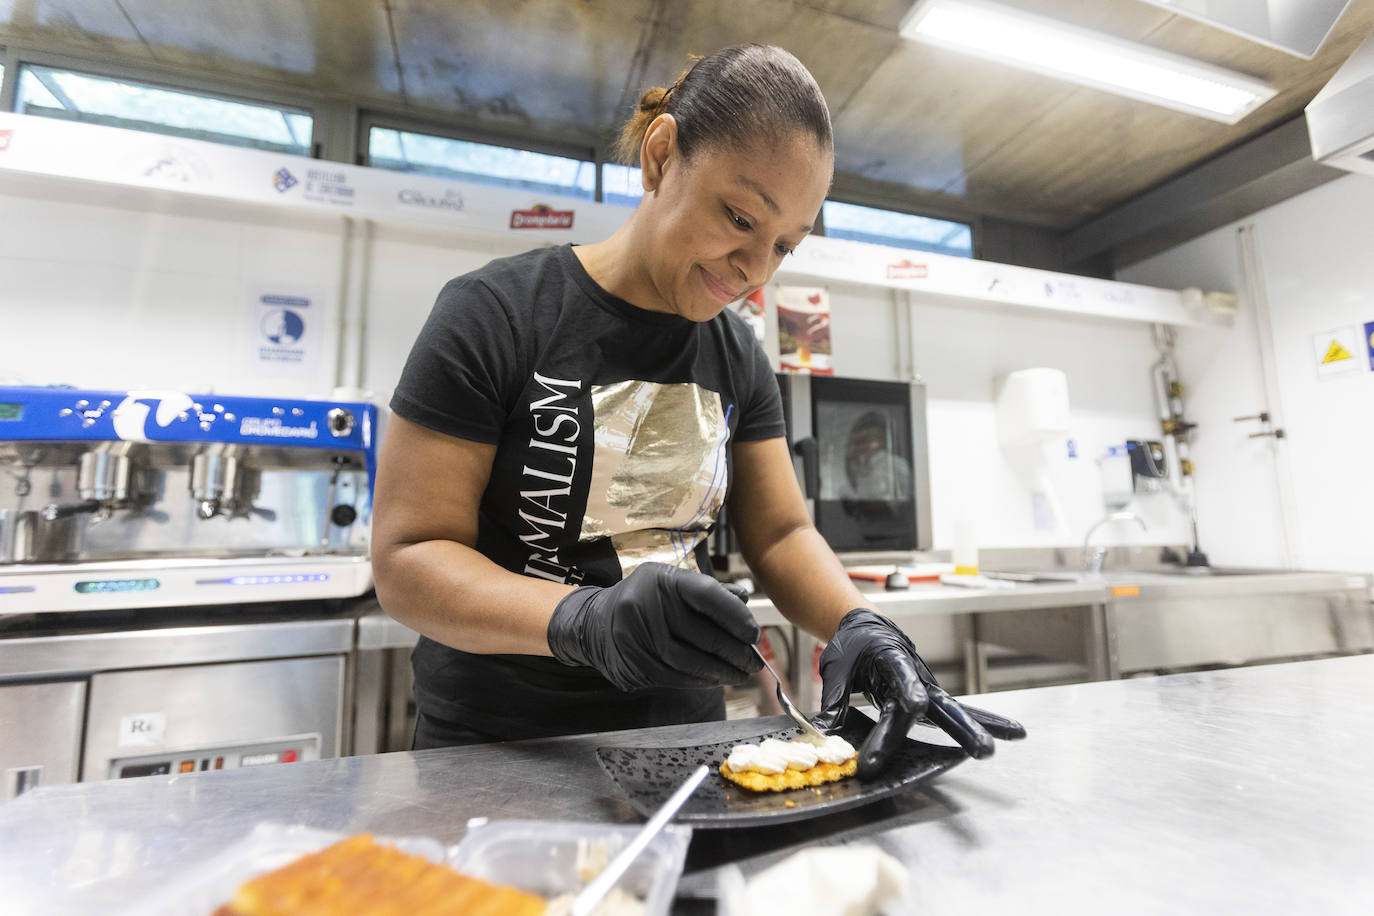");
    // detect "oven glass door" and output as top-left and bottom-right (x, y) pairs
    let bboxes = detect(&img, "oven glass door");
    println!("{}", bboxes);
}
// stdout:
(810, 377), (917, 553)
